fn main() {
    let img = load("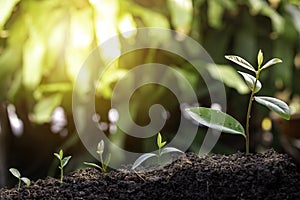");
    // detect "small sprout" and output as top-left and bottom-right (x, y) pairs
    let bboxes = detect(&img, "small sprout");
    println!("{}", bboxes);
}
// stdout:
(54, 149), (71, 183)
(84, 140), (111, 175)
(132, 132), (183, 170)
(186, 50), (289, 154)
(9, 168), (30, 191)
